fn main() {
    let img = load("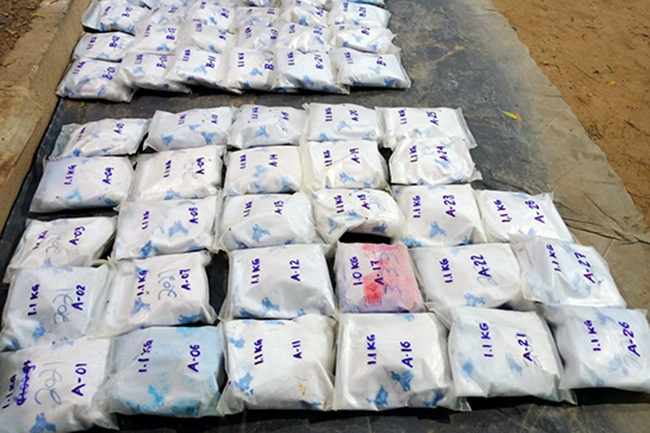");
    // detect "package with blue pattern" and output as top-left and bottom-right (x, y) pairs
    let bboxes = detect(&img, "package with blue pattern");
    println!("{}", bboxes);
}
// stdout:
(98, 326), (225, 417)
(331, 49), (410, 89)
(178, 21), (235, 54)
(30, 157), (134, 213)
(334, 313), (468, 411)
(82, 0), (149, 34)
(165, 46), (230, 90)
(145, 107), (234, 151)
(278, 1), (329, 27)
(184, 1), (235, 30)
(146, 3), (190, 25)
(544, 306), (650, 392)
(118, 52), (191, 92)
(272, 49), (348, 93)
(228, 105), (306, 148)
(448, 307), (575, 402)
(219, 192), (317, 250)
(305, 103), (379, 142)
(224, 146), (302, 195)
(237, 25), (279, 51)
(327, 2), (390, 27)
(221, 244), (335, 319)
(225, 49), (275, 91)
(130, 146), (224, 202)
(235, 7), (279, 28)
(0, 338), (114, 433)
(91, 252), (215, 337)
(276, 23), (332, 53)
(5, 217), (117, 284)
(57, 58), (135, 102)
(113, 195), (219, 260)
(393, 185), (487, 248)
(0, 266), (110, 351)
(331, 25), (396, 54)
(72, 32), (135, 62)
(218, 315), (336, 413)
(127, 23), (181, 54)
